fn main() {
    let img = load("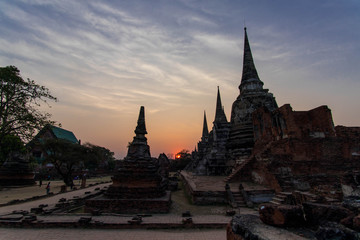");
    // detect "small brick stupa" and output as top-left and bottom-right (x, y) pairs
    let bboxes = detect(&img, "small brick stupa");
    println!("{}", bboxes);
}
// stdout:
(0, 152), (35, 186)
(86, 106), (171, 213)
